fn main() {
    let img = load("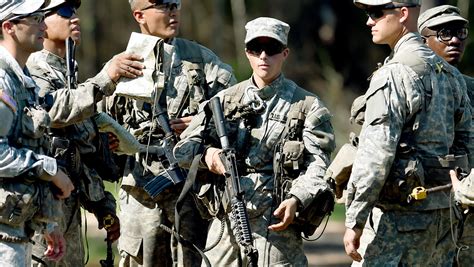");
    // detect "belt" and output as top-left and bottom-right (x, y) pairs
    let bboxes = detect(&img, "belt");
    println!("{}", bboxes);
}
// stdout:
(421, 154), (468, 169)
